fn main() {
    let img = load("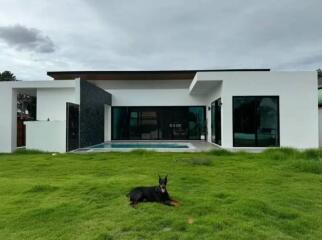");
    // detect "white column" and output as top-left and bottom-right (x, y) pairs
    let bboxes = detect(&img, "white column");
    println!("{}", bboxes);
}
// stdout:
(0, 84), (17, 153)
(104, 105), (111, 141)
